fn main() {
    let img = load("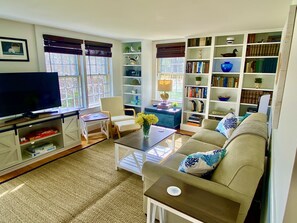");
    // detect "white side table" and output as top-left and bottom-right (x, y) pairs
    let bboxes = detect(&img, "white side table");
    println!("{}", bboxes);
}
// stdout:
(80, 112), (109, 143)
